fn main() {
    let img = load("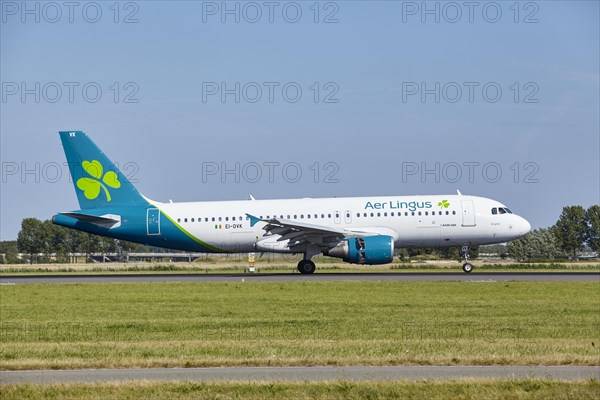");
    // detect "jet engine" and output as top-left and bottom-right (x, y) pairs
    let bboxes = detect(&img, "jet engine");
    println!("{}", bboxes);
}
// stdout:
(327, 235), (394, 265)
